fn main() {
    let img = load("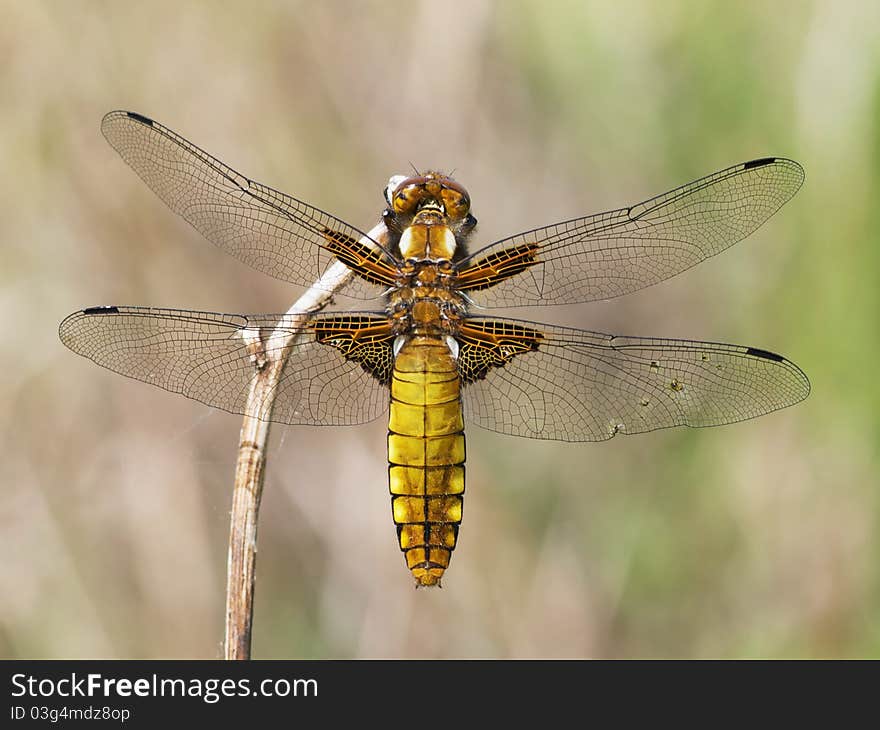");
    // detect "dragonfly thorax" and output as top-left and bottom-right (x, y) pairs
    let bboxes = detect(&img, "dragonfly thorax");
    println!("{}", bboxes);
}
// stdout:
(398, 217), (458, 259)
(388, 260), (466, 336)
